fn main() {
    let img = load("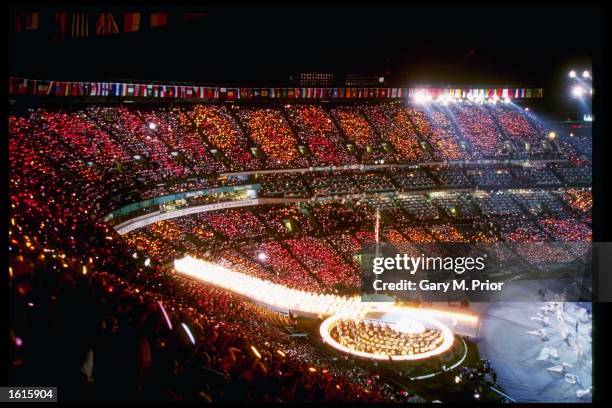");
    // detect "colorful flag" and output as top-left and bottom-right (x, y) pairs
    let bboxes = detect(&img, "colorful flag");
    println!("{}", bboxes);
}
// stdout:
(26, 12), (40, 31)
(150, 12), (168, 28)
(8, 78), (16, 94)
(27, 80), (37, 95)
(96, 13), (119, 35)
(54, 82), (62, 96)
(52, 12), (68, 40)
(15, 14), (24, 32)
(124, 12), (141, 32)
(71, 13), (89, 38)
